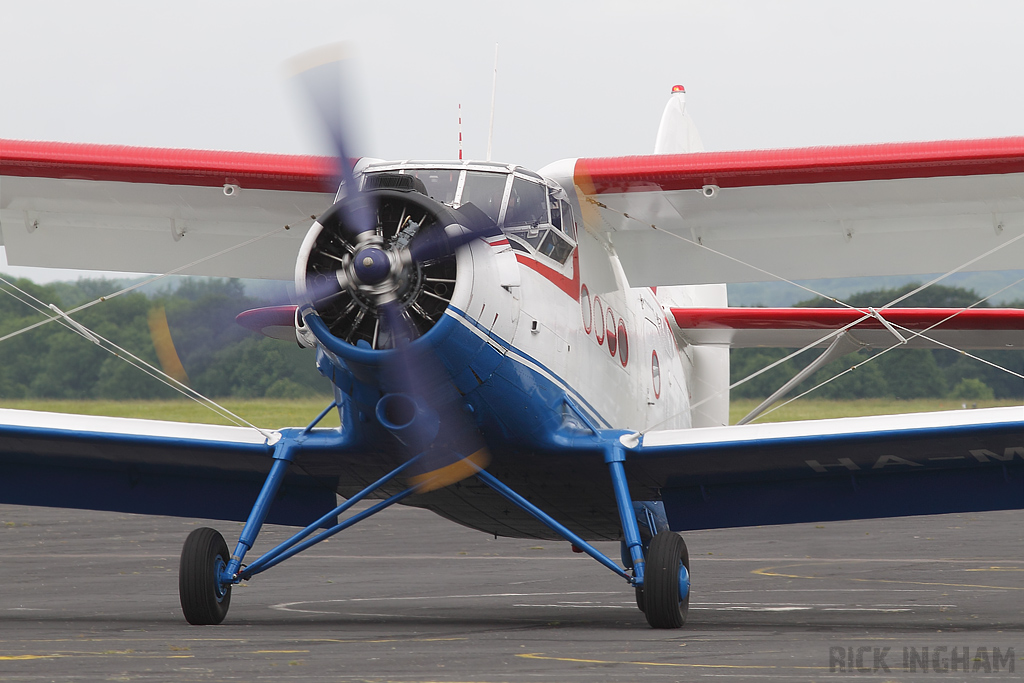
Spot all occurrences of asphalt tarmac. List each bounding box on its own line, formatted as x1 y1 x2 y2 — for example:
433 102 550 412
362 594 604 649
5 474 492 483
1 501 1022 682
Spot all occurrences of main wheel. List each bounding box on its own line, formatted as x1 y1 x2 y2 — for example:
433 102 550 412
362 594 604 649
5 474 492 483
179 527 232 625
642 531 689 629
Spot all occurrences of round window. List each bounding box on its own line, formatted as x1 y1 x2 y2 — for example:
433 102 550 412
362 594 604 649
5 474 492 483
580 285 592 334
593 296 605 344
651 350 660 398
617 320 629 367
606 310 617 356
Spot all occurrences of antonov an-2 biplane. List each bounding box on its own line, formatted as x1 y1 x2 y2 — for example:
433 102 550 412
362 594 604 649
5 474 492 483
1 71 1023 629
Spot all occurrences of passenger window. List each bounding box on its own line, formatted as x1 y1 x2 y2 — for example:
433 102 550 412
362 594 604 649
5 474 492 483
460 171 507 224
504 177 547 228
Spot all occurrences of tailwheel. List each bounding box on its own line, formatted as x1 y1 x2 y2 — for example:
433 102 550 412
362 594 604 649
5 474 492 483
642 531 689 629
179 527 232 625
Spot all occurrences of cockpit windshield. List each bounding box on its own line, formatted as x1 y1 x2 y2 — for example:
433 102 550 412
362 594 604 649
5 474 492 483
407 168 460 204
360 164 576 265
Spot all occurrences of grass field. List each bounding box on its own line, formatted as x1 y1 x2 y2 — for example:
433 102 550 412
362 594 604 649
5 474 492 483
0 396 1019 428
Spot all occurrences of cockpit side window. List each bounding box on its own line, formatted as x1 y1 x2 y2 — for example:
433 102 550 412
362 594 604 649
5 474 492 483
560 199 576 240
408 169 461 204
549 190 562 232
459 171 507 225
504 177 547 228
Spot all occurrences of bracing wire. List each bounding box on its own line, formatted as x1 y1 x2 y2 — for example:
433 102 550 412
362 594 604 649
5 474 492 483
0 223 294 347
583 197 1024 432
0 219 311 439
0 275 274 439
753 273 1024 422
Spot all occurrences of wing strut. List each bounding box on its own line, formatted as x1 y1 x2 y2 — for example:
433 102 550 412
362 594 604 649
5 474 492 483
737 332 867 425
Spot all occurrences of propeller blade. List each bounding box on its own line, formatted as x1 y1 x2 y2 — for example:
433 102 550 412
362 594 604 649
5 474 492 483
376 300 490 492
407 202 500 263
289 43 375 239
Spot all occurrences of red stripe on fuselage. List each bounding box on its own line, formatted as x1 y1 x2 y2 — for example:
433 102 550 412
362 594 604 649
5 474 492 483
0 139 336 192
515 249 580 301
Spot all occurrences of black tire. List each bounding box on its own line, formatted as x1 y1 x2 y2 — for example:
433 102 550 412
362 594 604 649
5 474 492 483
643 531 689 629
635 585 646 612
179 527 232 625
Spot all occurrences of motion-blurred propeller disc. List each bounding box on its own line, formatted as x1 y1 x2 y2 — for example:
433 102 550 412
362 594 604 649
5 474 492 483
291 44 493 493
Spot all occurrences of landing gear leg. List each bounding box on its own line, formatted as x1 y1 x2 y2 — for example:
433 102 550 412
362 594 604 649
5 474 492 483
177 438 298 625
605 442 690 628
473 436 692 630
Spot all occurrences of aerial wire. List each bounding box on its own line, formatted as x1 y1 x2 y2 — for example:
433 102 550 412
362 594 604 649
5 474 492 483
486 44 498 161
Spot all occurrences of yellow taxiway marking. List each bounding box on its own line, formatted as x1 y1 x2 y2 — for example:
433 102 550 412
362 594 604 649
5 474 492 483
517 653 822 670
753 564 1024 590
309 637 467 644
0 652 193 660
254 650 310 654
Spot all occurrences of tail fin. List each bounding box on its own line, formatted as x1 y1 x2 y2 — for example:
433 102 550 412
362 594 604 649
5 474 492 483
657 284 729 428
654 85 704 154
652 87 725 426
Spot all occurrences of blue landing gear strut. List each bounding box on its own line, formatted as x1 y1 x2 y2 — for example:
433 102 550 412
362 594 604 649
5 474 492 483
475 438 689 629
177 422 689 628
177 398 426 625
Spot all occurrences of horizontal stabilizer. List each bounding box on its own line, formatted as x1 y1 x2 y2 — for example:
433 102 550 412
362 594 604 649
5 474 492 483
671 307 1024 349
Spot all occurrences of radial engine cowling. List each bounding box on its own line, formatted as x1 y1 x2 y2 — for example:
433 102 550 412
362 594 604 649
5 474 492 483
295 178 478 352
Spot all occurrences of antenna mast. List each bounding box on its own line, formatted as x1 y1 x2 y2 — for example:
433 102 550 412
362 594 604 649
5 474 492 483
458 103 463 160
486 43 498 161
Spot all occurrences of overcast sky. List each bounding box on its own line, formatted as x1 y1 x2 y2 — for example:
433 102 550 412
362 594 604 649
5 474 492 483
4 0 1024 281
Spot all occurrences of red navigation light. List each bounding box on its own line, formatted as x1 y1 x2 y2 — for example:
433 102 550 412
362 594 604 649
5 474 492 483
671 84 685 93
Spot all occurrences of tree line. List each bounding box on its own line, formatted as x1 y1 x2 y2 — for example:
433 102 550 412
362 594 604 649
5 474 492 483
0 277 331 400
0 276 1019 401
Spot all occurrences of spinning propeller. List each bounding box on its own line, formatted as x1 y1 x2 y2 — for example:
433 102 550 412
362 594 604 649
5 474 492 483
290 45 494 491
